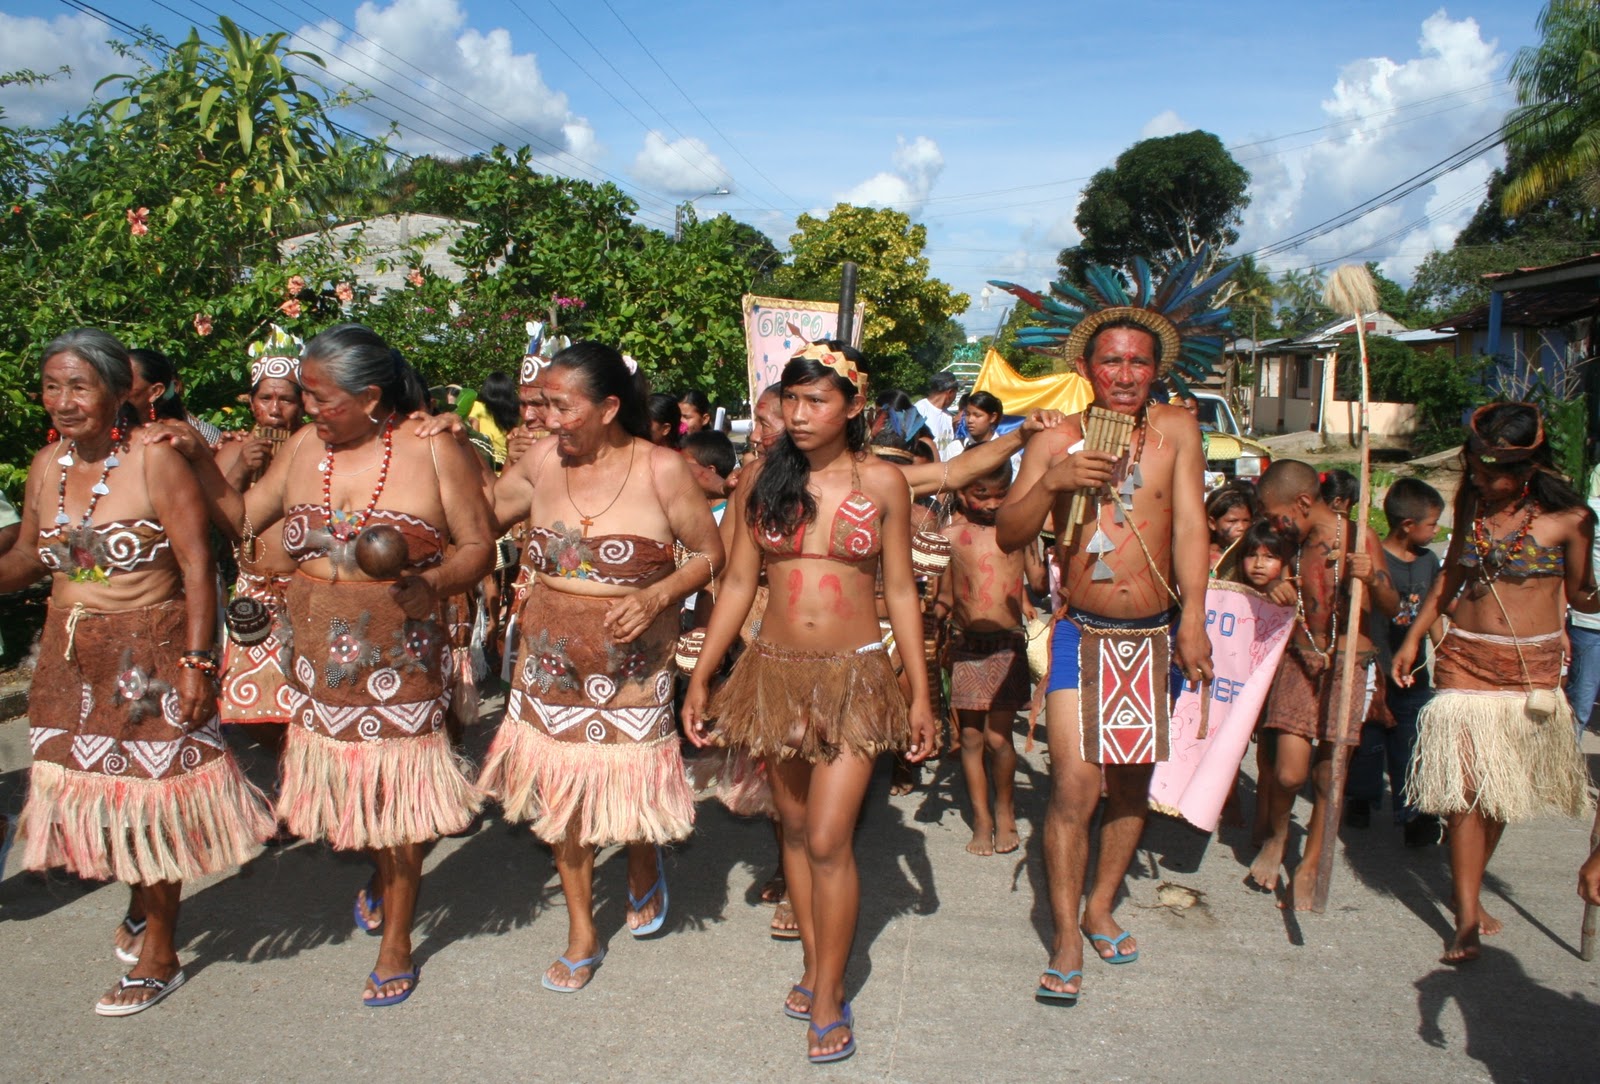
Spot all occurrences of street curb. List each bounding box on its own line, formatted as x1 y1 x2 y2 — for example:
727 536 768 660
0 681 27 723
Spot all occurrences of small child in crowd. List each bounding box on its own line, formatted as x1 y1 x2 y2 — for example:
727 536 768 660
1348 477 1446 847
1320 468 1359 517
1207 482 1258 572
1235 518 1293 596
934 462 1046 856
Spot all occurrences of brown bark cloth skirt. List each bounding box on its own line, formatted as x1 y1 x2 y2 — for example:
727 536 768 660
1263 645 1373 746
479 582 694 846
22 599 274 885
220 568 295 726
278 574 482 849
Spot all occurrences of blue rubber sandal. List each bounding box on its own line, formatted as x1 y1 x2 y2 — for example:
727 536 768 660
540 949 606 993
627 847 668 939
1035 968 1082 1004
1087 931 1139 964
783 984 813 1021
353 877 383 936
364 969 418 1007
807 1003 855 1064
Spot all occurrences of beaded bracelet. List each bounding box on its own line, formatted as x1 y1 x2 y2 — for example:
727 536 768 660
180 651 219 675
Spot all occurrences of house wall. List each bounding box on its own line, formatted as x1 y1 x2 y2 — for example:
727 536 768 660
1250 352 1416 437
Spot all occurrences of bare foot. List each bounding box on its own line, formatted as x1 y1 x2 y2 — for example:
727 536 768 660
994 821 1021 855
1246 837 1284 892
758 870 786 904
966 828 995 856
1278 864 1317 911
1442 924 1482 964
890 757 917 796
1479 910 1503 937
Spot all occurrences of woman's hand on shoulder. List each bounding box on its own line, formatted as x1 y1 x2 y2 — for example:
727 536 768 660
408 411 468 441
140 419 209 462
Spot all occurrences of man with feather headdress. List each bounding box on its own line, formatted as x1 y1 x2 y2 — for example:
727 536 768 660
994 252 1231 1001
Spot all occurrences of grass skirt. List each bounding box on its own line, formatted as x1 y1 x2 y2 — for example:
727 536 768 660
1406 629 1587 822
279 574 482 848
478 583 693 846
23 599 273 884
710 639 909 763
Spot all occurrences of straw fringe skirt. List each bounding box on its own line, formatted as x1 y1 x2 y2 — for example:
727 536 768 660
22 599 274 885
710 639 909 763
1405 628 1588 822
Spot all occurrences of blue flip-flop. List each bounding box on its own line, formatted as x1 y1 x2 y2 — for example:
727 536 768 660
1035 968 1082 1004
627 847 668 939
783 984 813 1021
364 968 419 1007
541 949 606 993
807 1002 855 1064
1087 931 1139 964
353 877 383 936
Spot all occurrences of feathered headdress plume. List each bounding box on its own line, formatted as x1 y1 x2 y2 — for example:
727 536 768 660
989 247 1237 398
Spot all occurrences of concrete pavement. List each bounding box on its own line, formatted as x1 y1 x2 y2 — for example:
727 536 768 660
2 703 1597 1083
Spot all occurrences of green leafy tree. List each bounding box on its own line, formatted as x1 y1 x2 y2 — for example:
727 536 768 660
774 203 969 389
1329 334 1486 452
1058 130 1249 281
1502 0 1600 216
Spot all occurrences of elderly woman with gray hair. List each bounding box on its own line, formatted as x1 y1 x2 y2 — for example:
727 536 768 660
158 323 495 1007
0 328 274 1017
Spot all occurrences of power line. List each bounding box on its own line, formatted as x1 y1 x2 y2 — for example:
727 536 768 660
276 0 681 214
501 0 734 203
593 0 802 209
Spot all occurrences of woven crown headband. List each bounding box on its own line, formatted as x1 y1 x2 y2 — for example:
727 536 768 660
794 340 865 393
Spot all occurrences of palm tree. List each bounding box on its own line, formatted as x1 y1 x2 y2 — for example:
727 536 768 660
1503 1 1600 216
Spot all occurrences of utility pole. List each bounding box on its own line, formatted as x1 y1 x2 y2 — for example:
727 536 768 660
674 187 730 242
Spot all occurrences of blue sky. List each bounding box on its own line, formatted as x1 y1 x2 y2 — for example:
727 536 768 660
0 1 1553 329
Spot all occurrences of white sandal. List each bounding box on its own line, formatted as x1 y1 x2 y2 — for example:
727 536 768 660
94 969 187 1017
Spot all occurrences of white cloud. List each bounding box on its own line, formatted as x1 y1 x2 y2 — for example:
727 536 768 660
0 11 124 127
1238 11 1509 282
1140 110 1191 139
630 130 732 196
838 135 946 215
291 0 598 164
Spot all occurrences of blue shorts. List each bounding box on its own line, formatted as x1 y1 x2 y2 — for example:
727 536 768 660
1047 608 1184 701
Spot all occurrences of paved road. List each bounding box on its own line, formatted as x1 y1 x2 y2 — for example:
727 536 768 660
2 704 1597 1083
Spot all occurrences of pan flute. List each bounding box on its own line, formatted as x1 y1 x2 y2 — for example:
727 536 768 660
1064 406 1137 546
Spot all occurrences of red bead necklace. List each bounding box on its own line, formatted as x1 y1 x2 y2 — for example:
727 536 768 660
1469 499 1536 583
320 414 395 543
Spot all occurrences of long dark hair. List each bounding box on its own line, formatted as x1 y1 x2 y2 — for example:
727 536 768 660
548 341 650 439
747 341 868 537
477 371 519 432
303 323 426 414
1458 402 1586 524
647 392 683 448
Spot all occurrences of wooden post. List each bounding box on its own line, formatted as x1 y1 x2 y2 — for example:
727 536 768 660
1312 272 1378 914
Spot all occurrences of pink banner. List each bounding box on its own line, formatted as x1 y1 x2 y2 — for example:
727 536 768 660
742 295 865 407
1149 581 1295 832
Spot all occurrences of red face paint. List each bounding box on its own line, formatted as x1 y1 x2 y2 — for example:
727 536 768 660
786 568 805 612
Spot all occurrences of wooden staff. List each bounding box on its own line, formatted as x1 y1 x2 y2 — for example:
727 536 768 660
1064 406 1136 548
1311 265 1379 914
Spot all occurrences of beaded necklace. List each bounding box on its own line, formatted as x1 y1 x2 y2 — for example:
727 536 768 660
1293 517 1345 665
1469 499 1536 584
53 439 123 583
317 415 395 568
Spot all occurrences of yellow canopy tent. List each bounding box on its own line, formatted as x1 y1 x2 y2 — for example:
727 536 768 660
971 347 1093 417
